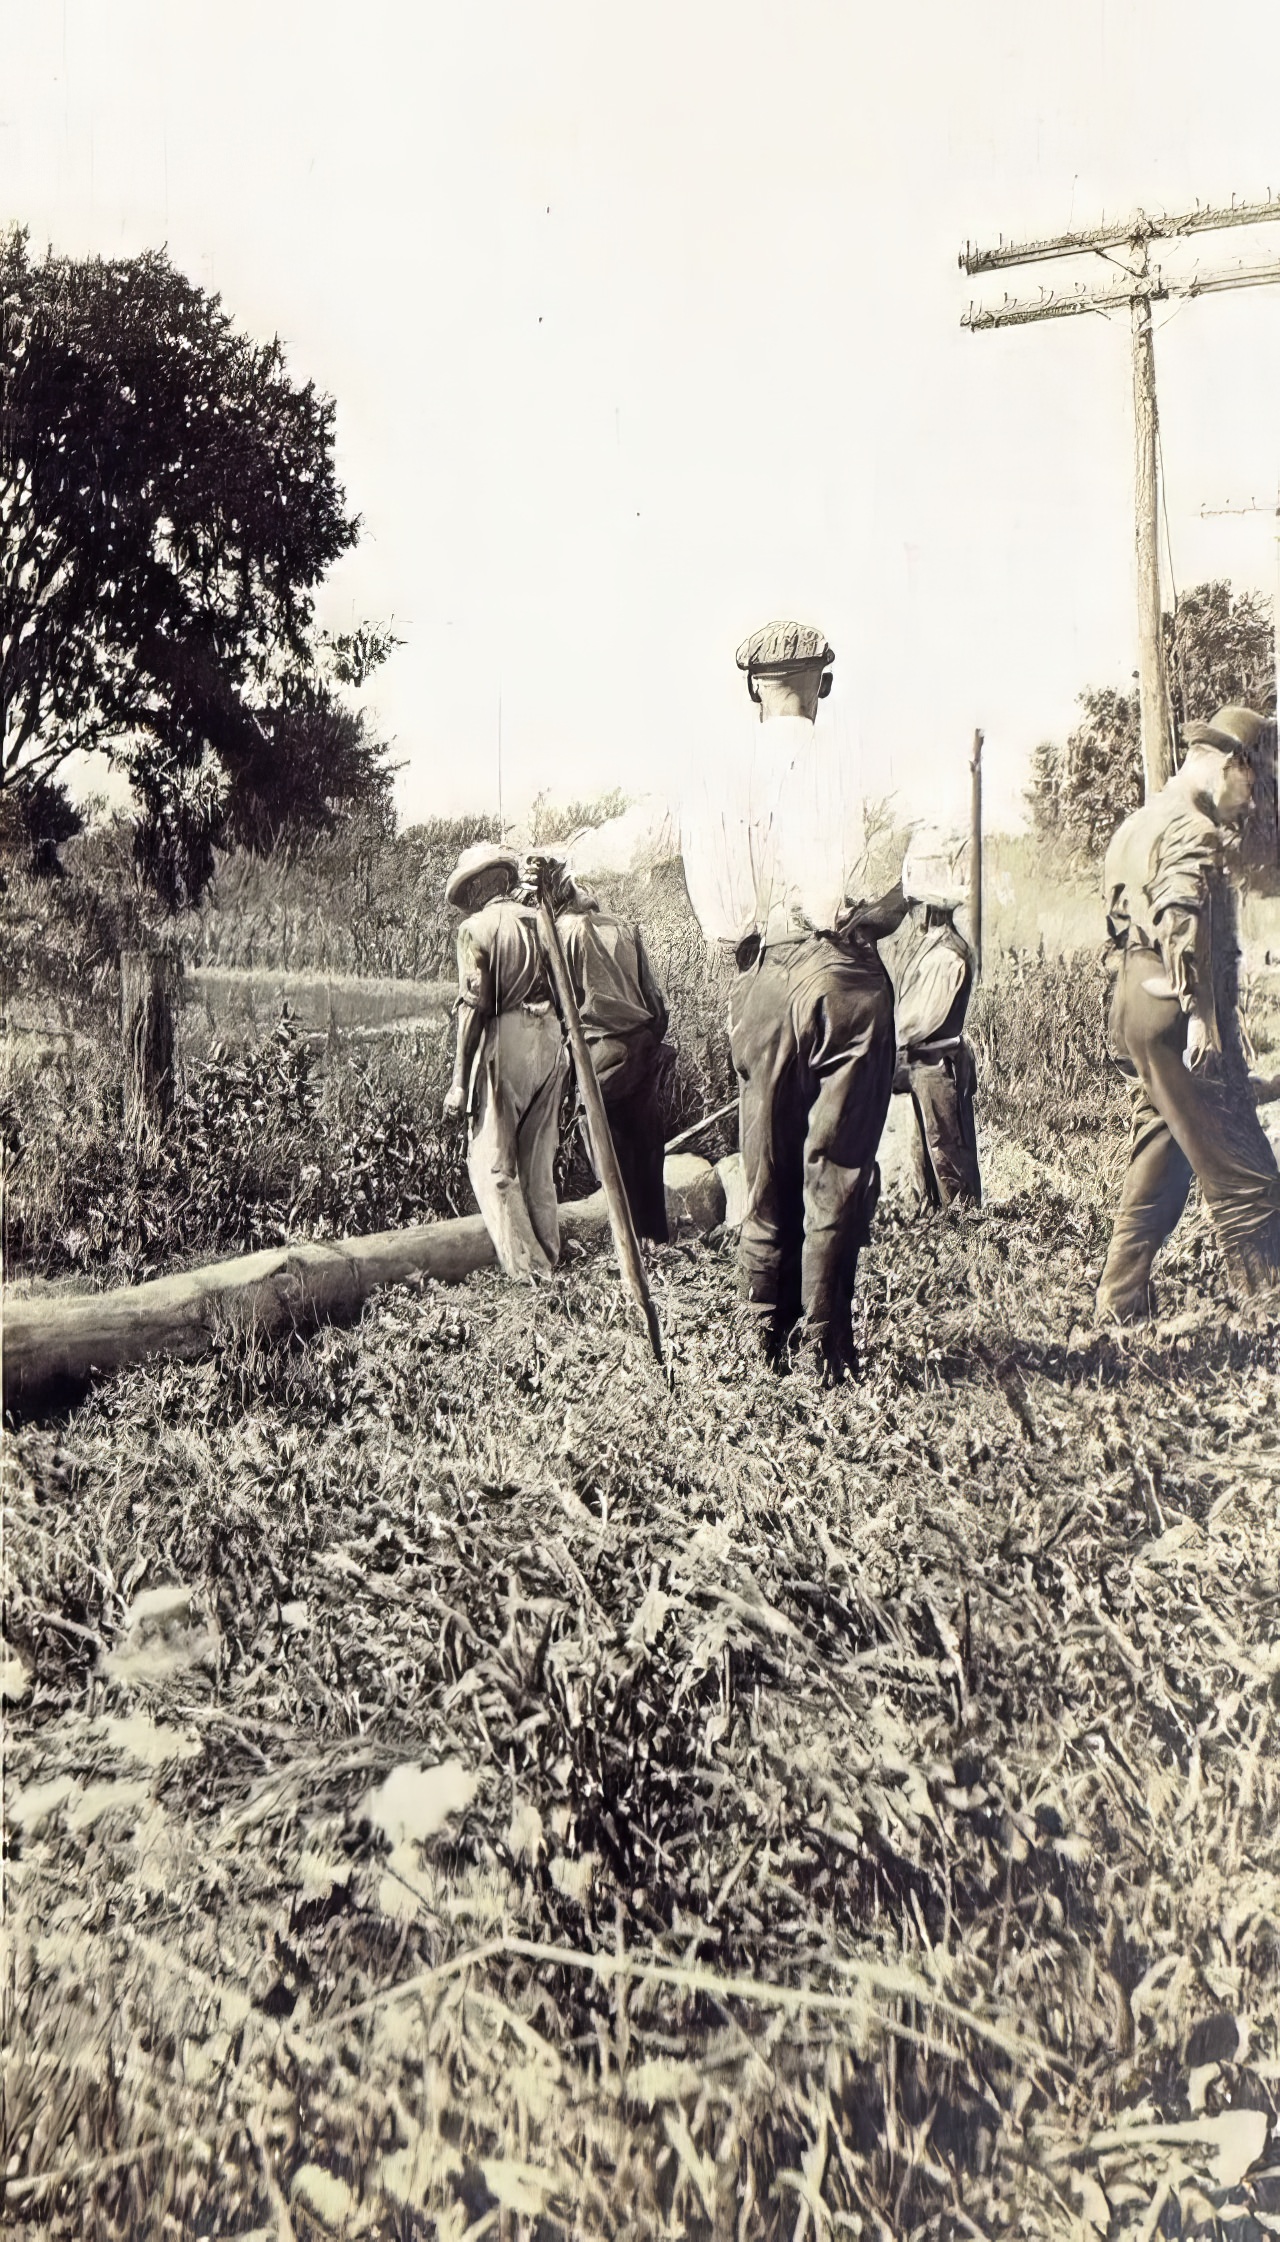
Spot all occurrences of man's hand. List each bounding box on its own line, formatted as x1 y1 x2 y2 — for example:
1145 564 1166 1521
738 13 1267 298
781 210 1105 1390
442 1084 467 1123
1184 1011 1220 1073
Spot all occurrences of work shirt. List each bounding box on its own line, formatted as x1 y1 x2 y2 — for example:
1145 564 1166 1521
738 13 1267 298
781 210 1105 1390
556 907 667 1039
881 910 973 1051
680 715 869 948
1103 782 1231 1028
455 898 551 1020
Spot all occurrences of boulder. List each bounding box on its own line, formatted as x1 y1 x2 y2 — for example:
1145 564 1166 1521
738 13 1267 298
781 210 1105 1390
663 1153 725 1236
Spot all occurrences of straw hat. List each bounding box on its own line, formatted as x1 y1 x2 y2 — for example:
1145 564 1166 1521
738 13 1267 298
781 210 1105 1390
444 842 519 910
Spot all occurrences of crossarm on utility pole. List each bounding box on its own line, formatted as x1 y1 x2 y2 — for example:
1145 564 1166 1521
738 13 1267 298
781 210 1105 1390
534 885 664 1364
960 193 1280 275
962 256 1280 331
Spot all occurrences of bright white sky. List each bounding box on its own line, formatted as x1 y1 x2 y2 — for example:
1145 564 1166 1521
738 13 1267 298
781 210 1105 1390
5 0 1280 835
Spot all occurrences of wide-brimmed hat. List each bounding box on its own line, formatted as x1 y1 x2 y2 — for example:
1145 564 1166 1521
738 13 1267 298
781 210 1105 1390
1181 718 1252 758
735 620 834 675
445 842 519 910
1209 704 1268 755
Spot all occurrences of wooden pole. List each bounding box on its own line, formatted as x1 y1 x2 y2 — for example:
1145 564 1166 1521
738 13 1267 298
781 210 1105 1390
969 728 984 976
120 946 180 1146
534 890 663 1364
1130 291 1174 796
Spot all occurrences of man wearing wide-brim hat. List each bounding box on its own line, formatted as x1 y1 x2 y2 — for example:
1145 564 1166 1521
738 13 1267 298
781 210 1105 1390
1095 704 1280 1320
881 825 982 1210
443 841 569 1280
680 620 909 1380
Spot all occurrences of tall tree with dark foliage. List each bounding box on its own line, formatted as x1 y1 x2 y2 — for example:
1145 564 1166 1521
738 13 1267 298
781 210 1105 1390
1 227 393 901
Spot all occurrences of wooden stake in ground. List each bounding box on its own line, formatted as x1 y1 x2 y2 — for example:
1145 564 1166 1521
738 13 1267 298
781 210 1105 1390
120 945 181 1148
969 727 984 975
531 870 664 1365
961 194 1280 798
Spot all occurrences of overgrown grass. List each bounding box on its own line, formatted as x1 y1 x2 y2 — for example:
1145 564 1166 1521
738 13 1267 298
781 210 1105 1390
6 1147 1280 2238
8 805 1280 2235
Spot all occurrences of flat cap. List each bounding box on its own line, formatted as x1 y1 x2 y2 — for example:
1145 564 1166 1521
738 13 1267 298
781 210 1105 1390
735 620 834 674
445 841 519 910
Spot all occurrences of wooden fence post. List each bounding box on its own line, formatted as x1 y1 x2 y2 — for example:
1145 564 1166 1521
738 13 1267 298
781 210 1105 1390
121 946 181 1146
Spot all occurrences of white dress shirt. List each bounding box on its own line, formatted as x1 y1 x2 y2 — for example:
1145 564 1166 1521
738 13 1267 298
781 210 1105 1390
680 714 867 947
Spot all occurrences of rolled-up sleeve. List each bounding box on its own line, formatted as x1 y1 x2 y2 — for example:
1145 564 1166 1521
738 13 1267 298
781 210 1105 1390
1148 809 1219 920
455 923 493 1017
1149 811 1221 1006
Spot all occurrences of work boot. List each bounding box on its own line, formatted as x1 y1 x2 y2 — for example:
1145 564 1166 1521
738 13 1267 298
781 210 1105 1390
784 1318 855 1388
1094 1279 1156 1326
1224 1228 1280 1302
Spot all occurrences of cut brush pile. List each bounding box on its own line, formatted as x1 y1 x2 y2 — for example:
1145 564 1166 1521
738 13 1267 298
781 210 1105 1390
6 1108 1280 2236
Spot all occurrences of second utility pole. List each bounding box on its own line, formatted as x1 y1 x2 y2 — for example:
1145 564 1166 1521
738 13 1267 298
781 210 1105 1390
1128 227 1168 794
961 195 1280 798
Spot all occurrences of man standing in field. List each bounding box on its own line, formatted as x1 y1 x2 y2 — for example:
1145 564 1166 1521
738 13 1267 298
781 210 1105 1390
443 842 569 1281
682 621 906 1381
1095 705 1280 1321
881 828 981 1209
532 857 672 1243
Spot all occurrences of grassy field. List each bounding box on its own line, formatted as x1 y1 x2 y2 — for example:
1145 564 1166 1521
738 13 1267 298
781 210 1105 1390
6 824 1280 2238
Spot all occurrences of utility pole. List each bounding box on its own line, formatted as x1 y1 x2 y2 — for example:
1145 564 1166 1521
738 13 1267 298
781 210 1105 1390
960 195 1280 799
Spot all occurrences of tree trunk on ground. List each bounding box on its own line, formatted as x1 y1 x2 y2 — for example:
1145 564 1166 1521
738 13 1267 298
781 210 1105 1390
3 1195 612 1419
121 946 180 1144
2 1156 727 1420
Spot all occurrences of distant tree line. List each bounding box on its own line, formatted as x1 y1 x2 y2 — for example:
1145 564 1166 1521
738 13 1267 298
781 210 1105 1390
1028 581 1276 863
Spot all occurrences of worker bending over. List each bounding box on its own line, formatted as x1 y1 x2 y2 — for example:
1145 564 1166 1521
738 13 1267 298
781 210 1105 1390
443 842 568 1280
529 856 673 1243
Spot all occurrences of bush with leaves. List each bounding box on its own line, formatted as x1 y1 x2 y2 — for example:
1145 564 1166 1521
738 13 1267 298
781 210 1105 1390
1029 580 1276 864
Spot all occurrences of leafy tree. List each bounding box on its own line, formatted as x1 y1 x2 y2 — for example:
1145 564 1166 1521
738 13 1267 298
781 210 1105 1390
221 692 397 854
0 771 83 876
1029 581 1275 863
1 229 393 900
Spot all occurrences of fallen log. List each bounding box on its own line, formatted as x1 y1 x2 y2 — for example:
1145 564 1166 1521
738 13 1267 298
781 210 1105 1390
2 1157 726 1421
3 1195 607 1421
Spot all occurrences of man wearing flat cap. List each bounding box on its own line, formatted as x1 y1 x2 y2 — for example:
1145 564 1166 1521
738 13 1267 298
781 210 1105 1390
681 621 908 1380
443 841 569 1281
1095 704 1280 1320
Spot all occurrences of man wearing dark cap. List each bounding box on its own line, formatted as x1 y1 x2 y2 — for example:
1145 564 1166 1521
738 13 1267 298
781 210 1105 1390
443 842 568 1280
528 857 673 1243
1096 706 1280 1320
683 621 907 1380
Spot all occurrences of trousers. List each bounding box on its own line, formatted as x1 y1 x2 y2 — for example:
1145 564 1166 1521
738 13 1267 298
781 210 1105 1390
1096 947 1280 1318
579 1024 671 1244
728 934 896 1346
467 1009 569 1279
902 1041 981 1208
